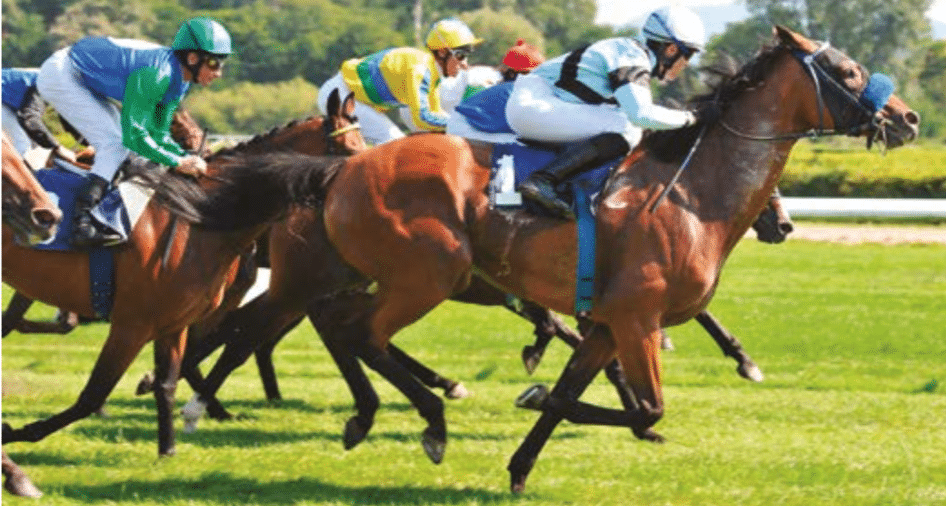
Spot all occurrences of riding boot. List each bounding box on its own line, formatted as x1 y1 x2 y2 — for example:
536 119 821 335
71 174 122 248
517 133 630 220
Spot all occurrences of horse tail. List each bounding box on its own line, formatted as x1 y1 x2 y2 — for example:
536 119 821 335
142 153 345 231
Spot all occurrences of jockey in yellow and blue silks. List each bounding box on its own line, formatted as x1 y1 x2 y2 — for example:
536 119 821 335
37 17 231 247
318 18 482 145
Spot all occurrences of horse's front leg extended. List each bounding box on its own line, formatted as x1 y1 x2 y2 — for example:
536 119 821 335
153 328 187 456
508 324 615 494
611 321 665 436
694 311 764 382
3 324 153 450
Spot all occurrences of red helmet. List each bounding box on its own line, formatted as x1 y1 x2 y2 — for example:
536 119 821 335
502 39 544 72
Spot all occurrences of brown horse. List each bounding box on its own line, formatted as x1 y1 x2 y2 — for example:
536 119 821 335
1 134 62 245
0 91 365 457
171 26 918 489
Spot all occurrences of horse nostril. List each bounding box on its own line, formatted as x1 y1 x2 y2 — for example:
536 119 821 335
905 110 920 126
34 208 63 228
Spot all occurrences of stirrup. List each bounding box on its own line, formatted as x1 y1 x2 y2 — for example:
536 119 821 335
519 180 575 220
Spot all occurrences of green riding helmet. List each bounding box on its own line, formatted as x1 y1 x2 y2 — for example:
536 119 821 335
172 17 232 56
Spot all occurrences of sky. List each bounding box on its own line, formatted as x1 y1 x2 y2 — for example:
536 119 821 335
594 0 946 40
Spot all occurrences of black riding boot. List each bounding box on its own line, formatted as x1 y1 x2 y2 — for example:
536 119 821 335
517 133 630 220
71 174 122 248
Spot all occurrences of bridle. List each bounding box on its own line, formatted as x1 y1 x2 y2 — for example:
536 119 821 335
650 41 894 213
323 116 361 156
718 41 894 145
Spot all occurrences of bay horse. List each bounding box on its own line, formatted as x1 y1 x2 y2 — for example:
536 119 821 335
1 134 62 245
171 26 918 490
0 91 364 457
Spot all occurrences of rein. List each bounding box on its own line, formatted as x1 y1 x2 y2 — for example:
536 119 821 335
717 41 885 143
324 119 361 155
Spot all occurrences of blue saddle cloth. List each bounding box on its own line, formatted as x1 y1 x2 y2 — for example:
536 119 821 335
33 163 131 252
31 162 129 319
490 141 616 206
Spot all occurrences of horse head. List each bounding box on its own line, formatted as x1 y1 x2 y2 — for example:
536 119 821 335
324 89 367 155
1 134 62 245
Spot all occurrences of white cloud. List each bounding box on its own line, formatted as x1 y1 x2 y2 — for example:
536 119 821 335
929 0 946 24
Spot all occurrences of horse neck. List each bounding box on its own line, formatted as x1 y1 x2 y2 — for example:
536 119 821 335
208 118 329 161
683 55 811 252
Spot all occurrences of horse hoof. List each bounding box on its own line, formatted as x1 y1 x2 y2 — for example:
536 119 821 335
445 383 470 400
343 416 370 450
660 335 675 351
738 362 764 383
421 427 446 464
633 428 666 443
521 346 543 375
135 371 155 395
515 384 549 411
509 473 528 494
4 475 43 498
159 447 176 458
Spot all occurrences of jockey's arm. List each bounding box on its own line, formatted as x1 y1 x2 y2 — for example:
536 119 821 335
15 86 61 150
151 100 187 157
613 74 696 131
404 64 449 132
120 67 184 167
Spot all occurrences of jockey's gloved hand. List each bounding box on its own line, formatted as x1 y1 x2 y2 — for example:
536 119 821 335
693 101 723 125
175 155 207 177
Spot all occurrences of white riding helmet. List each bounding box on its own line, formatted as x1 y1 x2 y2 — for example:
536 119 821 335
642 5 706 53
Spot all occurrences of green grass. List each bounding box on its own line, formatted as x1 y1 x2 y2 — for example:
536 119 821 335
3 239 945 505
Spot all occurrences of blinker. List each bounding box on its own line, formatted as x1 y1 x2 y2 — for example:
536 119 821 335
860 73 894 113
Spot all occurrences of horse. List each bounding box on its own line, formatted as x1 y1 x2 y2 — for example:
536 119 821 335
166 26 918 490
3 108 210 337
0 91 365 457
1 134 62 245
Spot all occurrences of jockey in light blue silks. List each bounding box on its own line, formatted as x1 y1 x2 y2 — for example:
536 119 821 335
506 6 709 219
37 17 231 247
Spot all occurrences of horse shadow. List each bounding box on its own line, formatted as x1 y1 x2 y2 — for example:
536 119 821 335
61 473 514 504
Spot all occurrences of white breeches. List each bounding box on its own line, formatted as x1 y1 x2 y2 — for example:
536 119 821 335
318 73 404 146
505 73 642 146
2 105 32 155
38 47 128 182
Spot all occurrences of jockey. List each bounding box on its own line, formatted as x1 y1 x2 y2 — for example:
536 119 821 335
318 18 482 145
2 68 78 161
508 6 709 219
445 39 546 142
37 17 231 247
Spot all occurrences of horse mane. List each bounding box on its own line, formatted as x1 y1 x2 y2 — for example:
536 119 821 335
208 116 323 161
640 41 787 163
126 152 345 230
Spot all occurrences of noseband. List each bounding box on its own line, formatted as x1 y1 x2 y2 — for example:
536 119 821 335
323 118 361 156
719 41 894 144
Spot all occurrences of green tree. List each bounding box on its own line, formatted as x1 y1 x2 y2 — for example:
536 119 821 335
185 76 318 133
1 0 54 66
458 8 545 66
49 0 160 47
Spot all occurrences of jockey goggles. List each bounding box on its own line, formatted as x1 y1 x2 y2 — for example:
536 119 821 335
450 45 473 62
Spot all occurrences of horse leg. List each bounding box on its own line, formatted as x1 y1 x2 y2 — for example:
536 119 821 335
183 293 304 432
387 344 469 399
507 324 616 493
253 314 304 402
152 328 187 456
515 300 584 375
2 291 35 337
609 318 667 439
2 450 42 498
694 311 764 382
3 324 154 451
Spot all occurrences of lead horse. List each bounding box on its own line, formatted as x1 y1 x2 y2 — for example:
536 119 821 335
172 27 918 491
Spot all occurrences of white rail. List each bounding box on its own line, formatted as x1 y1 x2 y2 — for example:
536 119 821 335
782 197 946 218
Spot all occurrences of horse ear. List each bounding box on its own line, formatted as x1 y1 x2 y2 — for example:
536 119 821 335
343 92 356 118
327 88 341 118
774 25 811 51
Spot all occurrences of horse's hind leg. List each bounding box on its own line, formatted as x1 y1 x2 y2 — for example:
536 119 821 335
694 311 764 382
3 324 155 451
387 344 469 399
515 300 584 374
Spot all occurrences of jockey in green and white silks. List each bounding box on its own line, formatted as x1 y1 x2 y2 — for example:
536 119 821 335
508 6 708 220
36 17 231 247
318 18 482 145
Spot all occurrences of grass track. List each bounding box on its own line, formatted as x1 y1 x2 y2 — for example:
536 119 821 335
2 238 945 505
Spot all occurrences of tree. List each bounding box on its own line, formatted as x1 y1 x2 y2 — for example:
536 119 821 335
1 0 55 66
459 8 545 66
49 0 160 48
